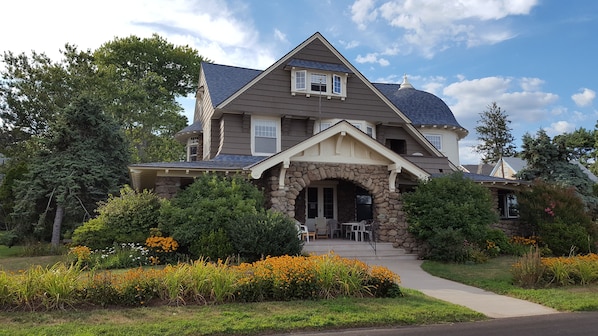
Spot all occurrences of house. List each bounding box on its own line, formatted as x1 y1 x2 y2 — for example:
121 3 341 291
129 32 522 251
490 157 527 180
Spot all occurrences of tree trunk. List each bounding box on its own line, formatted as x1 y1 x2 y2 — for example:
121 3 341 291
51 205 64 248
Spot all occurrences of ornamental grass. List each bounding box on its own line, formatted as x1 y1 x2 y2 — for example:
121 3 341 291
512 249 598 287
0 253 400 311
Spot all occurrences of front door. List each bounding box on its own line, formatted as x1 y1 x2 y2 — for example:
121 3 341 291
305 184 337 230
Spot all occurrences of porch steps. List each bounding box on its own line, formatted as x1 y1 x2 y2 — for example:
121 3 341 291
302 239 418 260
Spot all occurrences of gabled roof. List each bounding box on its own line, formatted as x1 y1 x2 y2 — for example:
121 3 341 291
248 120 430 185
462 163 494 175
502 157 527 172
490 156 527 177
174 120 203 143
201 63 261 107
215 33 411 123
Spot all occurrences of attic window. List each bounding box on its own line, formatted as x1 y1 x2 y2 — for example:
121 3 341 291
311 73 327 92
295 70 306 91
291 69 347 99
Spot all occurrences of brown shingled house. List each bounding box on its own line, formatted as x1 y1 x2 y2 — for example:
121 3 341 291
129 32 523 250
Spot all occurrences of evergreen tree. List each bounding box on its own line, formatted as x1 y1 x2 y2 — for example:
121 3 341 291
518 129 598 213
474 102 516 164
12 96 128 247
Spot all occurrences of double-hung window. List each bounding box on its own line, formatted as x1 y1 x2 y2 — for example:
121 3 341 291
252 117 280 156
310 73 327 92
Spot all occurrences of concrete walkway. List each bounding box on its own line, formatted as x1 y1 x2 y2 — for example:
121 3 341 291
303 240 559 318
360 257 559 319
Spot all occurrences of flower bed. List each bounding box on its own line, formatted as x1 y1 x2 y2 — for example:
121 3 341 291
512 249 598 287
0 253 401 311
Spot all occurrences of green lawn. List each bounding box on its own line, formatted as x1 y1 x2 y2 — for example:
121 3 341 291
0 290 485 335
422 256 598 311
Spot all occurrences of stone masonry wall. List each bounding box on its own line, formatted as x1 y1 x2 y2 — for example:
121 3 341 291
264 162 419 252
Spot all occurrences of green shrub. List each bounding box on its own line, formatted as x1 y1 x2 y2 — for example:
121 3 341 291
159 174 264 255
189 229 234 261
72 186 163 249
403 172 499 262
517 181 596 256
539 219 592 256
485 228 510 256
227 211 303 262
71 217 113 250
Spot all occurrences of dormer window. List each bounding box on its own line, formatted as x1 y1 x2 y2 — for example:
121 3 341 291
295 70 306 91
333 75 342 94
311 73 327 92
291 69 347 99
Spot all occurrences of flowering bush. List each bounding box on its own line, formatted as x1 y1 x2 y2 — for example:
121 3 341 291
145 236 180 265
145 236 178 253
68 245 92 266
92 243 150 269
0 254 401 311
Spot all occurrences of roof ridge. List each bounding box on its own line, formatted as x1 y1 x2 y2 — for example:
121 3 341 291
203 62 263 73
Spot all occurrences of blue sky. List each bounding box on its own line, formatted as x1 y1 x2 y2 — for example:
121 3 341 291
2 0 598 164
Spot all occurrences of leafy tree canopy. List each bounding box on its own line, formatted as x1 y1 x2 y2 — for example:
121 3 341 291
0 34 209 163
474 102 517 164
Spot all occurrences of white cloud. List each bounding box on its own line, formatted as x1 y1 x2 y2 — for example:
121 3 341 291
274 29 288 43
572 88 596 107
355 53 390 66
352 0 538 58
339 40 360 49
545 121 575 137
520 77 545 91
0 0 276 70
351 0 378 30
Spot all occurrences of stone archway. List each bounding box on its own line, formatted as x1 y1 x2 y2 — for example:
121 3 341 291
264 161 418 251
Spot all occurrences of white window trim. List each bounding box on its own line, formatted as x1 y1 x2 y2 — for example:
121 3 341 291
294 70 306 91
332 74 342 95
291 69 347 99
424 133 442 151
251 116 281 156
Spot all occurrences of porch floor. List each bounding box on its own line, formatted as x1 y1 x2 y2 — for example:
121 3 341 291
301 238 418 260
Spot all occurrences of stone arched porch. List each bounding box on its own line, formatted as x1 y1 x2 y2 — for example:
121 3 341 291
261 161 419 252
